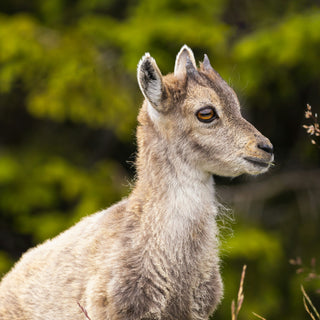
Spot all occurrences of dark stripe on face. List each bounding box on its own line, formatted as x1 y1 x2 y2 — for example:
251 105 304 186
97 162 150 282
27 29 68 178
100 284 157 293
190 139 212 157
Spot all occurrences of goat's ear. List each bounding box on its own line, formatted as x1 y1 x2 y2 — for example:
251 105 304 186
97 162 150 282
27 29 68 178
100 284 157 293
137 53 165 111
174 45 197 79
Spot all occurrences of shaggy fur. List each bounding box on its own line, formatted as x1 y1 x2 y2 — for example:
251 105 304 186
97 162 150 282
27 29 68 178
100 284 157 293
0 45 273 320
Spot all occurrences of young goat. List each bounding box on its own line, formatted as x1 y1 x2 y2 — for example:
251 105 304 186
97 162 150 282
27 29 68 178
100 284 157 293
0 45 273 320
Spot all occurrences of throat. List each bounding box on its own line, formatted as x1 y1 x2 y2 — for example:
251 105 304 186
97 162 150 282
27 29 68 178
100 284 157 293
130 165 218 260
133 122 217 230
133 158 217 224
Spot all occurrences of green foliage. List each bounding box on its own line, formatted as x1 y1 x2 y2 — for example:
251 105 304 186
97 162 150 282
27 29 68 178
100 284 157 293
225 227 282 267
233 10 320 95
217 225 284 319
0 152 127 242
0 14 137 139
0 250 13 276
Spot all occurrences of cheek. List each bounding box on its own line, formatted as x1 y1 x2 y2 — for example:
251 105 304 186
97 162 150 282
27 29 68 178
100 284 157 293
177 124 242 166
211 127 244 156
190 127 232 157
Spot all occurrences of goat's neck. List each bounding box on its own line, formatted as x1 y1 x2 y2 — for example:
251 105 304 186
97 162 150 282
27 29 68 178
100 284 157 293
131 123 217 238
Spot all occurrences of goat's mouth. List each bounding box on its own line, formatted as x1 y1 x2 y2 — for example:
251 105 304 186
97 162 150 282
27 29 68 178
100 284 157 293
243 156 271 168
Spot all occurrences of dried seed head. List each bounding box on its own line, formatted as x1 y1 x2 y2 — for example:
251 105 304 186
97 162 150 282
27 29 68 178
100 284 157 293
305 110 312 119
307 125 315 135
303 104 320 146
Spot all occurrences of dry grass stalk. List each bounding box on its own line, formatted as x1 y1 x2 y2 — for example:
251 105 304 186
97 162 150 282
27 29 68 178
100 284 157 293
77 302 92 320
301 285 320 320
231 265 247 320
303 104 320 146
252 311 267 320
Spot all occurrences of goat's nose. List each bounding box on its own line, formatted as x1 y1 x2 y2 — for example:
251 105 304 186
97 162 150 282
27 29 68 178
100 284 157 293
257 142 274 154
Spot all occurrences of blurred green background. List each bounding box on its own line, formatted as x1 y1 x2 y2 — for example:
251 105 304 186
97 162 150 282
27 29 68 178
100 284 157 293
0 0 319 319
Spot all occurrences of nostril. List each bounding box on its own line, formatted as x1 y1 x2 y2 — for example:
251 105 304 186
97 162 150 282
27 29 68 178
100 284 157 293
257 142 274 154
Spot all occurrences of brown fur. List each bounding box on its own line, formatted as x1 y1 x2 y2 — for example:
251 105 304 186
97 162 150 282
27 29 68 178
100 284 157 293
0 45 273 320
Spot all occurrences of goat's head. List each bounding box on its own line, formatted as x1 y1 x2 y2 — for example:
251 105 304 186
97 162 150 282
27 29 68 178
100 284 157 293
137 45 274 177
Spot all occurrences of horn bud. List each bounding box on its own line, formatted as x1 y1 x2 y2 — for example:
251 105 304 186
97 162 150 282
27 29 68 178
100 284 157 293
203 54 214 72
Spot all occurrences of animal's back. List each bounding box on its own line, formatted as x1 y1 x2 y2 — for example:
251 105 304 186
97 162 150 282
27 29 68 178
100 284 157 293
0 199 128 320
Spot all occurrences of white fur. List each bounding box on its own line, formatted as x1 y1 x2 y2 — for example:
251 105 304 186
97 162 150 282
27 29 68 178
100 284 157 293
147 101 160 122
174 44 197 78
137 53 162 107
146 78 162 106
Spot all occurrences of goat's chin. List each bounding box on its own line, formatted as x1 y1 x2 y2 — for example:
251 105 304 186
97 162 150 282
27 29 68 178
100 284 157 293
242 162 271 176
242 157 272 175
208 166 247 178
245 166 270 176
208 160 271 178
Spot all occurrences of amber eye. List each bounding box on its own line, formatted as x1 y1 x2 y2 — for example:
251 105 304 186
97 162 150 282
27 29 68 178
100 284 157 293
196 106 218 123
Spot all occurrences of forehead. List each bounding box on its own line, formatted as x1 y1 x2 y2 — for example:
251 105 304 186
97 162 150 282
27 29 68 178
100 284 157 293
187 71 240 112
163 70 240 115
186 85 221 111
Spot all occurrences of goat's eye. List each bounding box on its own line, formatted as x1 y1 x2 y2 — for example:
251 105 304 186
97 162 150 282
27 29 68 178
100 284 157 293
196 107 218 123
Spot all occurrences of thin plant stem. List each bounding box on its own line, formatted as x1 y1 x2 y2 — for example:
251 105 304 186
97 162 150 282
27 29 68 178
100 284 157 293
301 285 320 320
231 265 247 320
252 312 267 320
